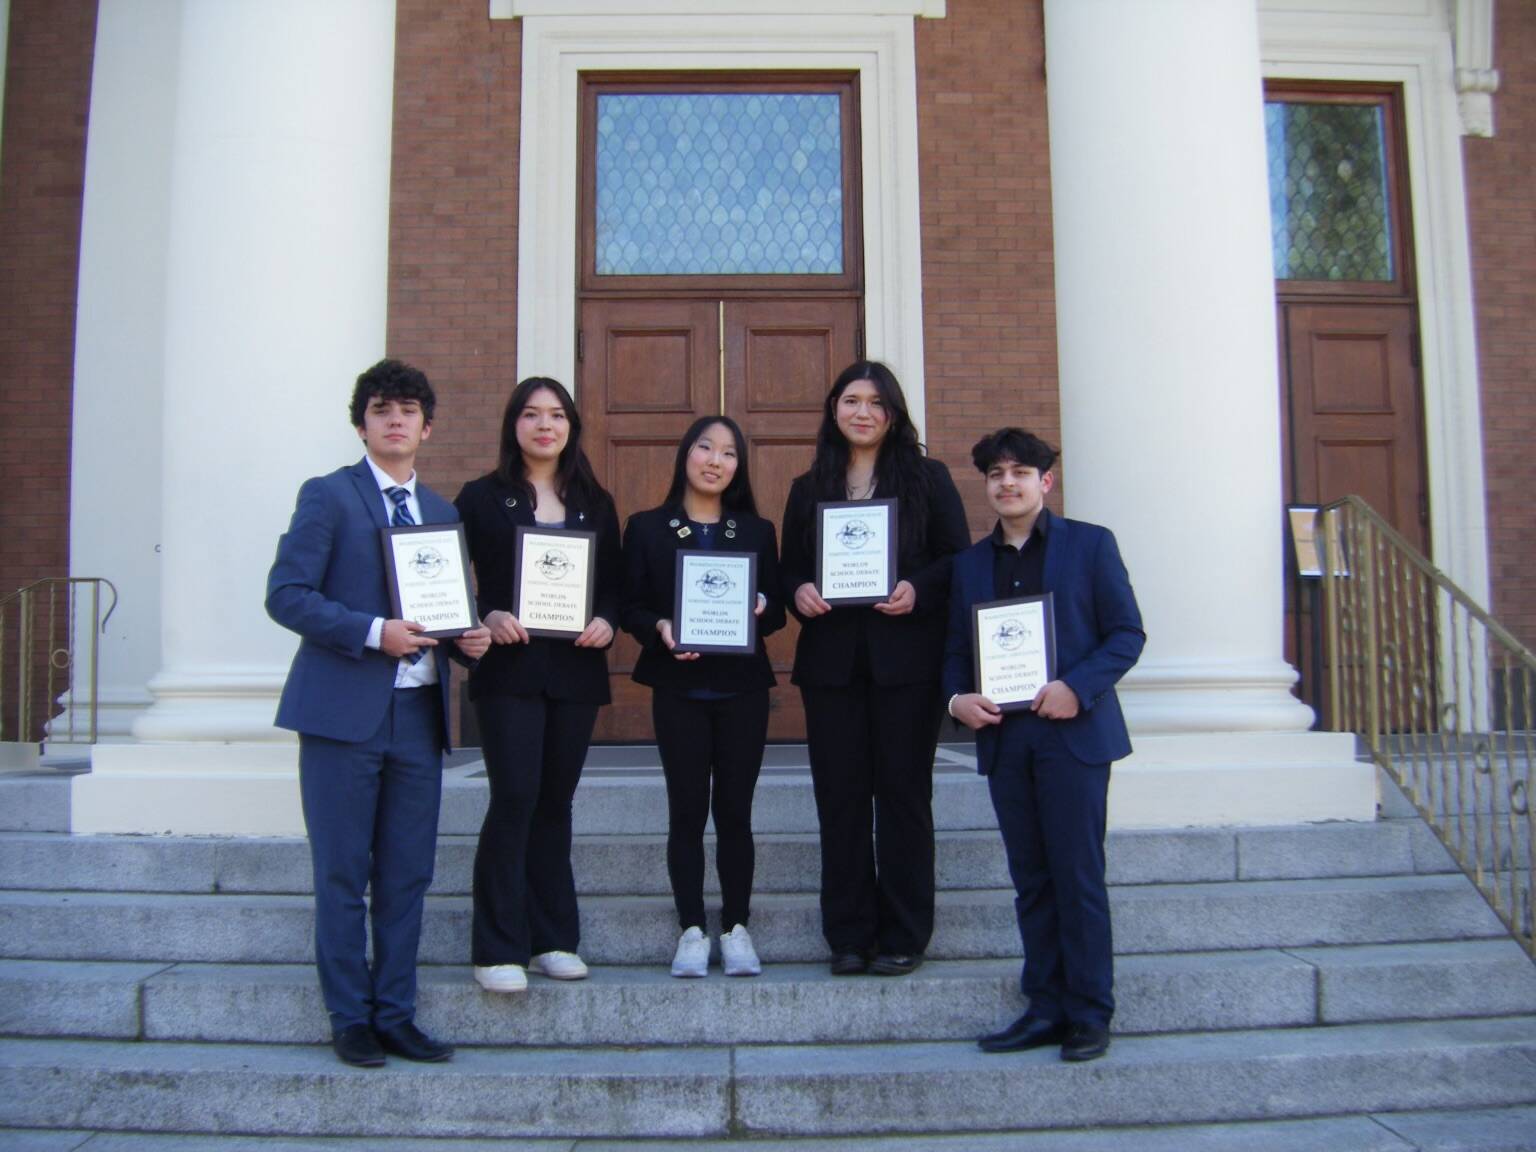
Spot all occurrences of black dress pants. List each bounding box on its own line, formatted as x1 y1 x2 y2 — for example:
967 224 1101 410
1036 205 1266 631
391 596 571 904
652 687 771 931
471 693 597 965
987 718 1114 1030
801 678 942 956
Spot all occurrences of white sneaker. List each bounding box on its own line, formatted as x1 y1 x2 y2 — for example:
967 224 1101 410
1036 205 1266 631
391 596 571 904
671 925 710 978
529 951 589 981
473 964 527 993
720 923 762 977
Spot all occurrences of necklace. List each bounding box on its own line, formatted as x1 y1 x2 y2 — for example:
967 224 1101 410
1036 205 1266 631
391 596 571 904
846 476 876 500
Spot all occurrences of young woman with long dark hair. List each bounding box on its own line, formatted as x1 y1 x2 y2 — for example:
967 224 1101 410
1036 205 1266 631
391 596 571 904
780 361 969 977
620 416 786 977
454 377 622 993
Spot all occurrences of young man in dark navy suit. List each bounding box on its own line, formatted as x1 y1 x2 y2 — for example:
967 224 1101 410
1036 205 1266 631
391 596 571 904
942 428 1145 1062
266 359 490 1067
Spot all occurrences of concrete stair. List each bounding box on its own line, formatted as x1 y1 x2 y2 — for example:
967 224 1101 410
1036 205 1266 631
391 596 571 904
3 752 1536 1148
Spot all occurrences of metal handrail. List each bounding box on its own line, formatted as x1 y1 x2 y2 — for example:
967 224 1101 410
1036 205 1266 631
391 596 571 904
1319 497 1534 962
0 577 118 747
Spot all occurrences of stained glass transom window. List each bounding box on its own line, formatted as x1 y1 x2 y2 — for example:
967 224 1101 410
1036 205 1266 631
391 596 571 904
595 92 844 276
1265 101 1393 282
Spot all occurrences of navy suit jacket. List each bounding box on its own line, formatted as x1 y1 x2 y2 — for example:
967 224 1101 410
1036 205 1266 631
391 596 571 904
266 458 458 748
942 508 1145 772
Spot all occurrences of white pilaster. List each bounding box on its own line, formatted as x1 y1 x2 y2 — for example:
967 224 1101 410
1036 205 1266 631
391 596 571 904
74 0 398 834
0 0 10 174
63 0 180 748
1044 0 1373 821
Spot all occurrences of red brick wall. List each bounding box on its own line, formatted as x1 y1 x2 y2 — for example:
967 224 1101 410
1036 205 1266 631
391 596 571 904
0 0 96 739
387 2 522 741
916 0 1059 534
1466 0 1536 649
386 1 521 505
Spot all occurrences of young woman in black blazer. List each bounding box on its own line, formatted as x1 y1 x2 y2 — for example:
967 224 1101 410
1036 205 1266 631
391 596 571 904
454 377 622 994
621 416 786 978
781 360 970 977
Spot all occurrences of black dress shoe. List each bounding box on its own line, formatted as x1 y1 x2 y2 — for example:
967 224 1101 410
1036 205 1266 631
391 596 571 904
375 1021 454 1063
1060 1023 1111 1062
332 1023 385 1067
977 1013 1067 1053
868 953 923 976
829 950 870 976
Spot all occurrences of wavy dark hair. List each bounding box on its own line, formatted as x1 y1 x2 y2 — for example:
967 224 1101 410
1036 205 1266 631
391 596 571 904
662 416 758 517
806 360 931 549
349 359 435 426
494 377 607 515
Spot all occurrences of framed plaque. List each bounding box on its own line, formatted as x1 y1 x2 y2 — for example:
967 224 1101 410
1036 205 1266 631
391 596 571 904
672 551 757 655
972 593 1057 713
815 498 897 605
381 524 478 638
513 526 596 638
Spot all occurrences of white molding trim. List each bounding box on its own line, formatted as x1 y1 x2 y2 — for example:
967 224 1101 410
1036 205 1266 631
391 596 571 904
512 12 930 435
1453 0 1498 137
495 2 944 17
1260 0 1492 614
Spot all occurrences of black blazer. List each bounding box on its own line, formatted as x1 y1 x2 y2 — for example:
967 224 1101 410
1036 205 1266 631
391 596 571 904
455 471 622 704
620 504 786 693
781 456 970 688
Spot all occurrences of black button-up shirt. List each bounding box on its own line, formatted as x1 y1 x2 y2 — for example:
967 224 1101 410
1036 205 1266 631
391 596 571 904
990 515 1048 602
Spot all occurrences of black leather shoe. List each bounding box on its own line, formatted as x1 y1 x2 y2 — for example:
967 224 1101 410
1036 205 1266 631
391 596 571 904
869 953 923 976
977 1013 1067 1053
1061 1023 1111 1062
829 950 870 976
375 1021 454 1063
332 1023 385 1067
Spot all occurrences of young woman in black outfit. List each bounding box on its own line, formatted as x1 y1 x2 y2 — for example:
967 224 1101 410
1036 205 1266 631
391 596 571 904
454 377 622 993
781 360 970 977
621 416 786 977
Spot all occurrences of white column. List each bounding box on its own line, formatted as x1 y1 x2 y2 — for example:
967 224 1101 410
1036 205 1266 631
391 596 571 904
62 0 180 748
1044 0 1372 825
75 0 398 834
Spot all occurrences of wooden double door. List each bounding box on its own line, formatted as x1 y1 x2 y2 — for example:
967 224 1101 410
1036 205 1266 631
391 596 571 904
579 296 861 741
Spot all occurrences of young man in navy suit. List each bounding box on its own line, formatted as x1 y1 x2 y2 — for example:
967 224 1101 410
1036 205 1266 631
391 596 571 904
942 428 1145 1062
267 359 490 1067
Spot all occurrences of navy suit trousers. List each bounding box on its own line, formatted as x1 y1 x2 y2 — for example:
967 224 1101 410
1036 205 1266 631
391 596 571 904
299 686 443 1033
987 715 1114 1031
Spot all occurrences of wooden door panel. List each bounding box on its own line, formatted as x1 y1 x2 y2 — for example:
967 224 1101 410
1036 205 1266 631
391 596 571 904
582 300 717 742
1286 304 1422 548
725 300 857 740
1315 437 1400 525
1282 301 1424 723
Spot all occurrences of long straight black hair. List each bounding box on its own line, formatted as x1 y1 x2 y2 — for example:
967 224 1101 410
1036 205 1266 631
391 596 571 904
494 377 607 514
806 360 931 549
662 415 759 517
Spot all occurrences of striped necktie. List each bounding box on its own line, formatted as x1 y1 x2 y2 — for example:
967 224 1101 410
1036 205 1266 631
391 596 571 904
384 486 424 663
385 486 415 526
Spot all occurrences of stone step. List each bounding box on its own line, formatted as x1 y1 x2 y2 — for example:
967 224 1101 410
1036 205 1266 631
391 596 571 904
7 1105 1536 1152
0 771 72 833
3 1017 1535 1138
5 940 1533 1047
0 875 1508 967
0 819 1452 897
441 763 999 837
